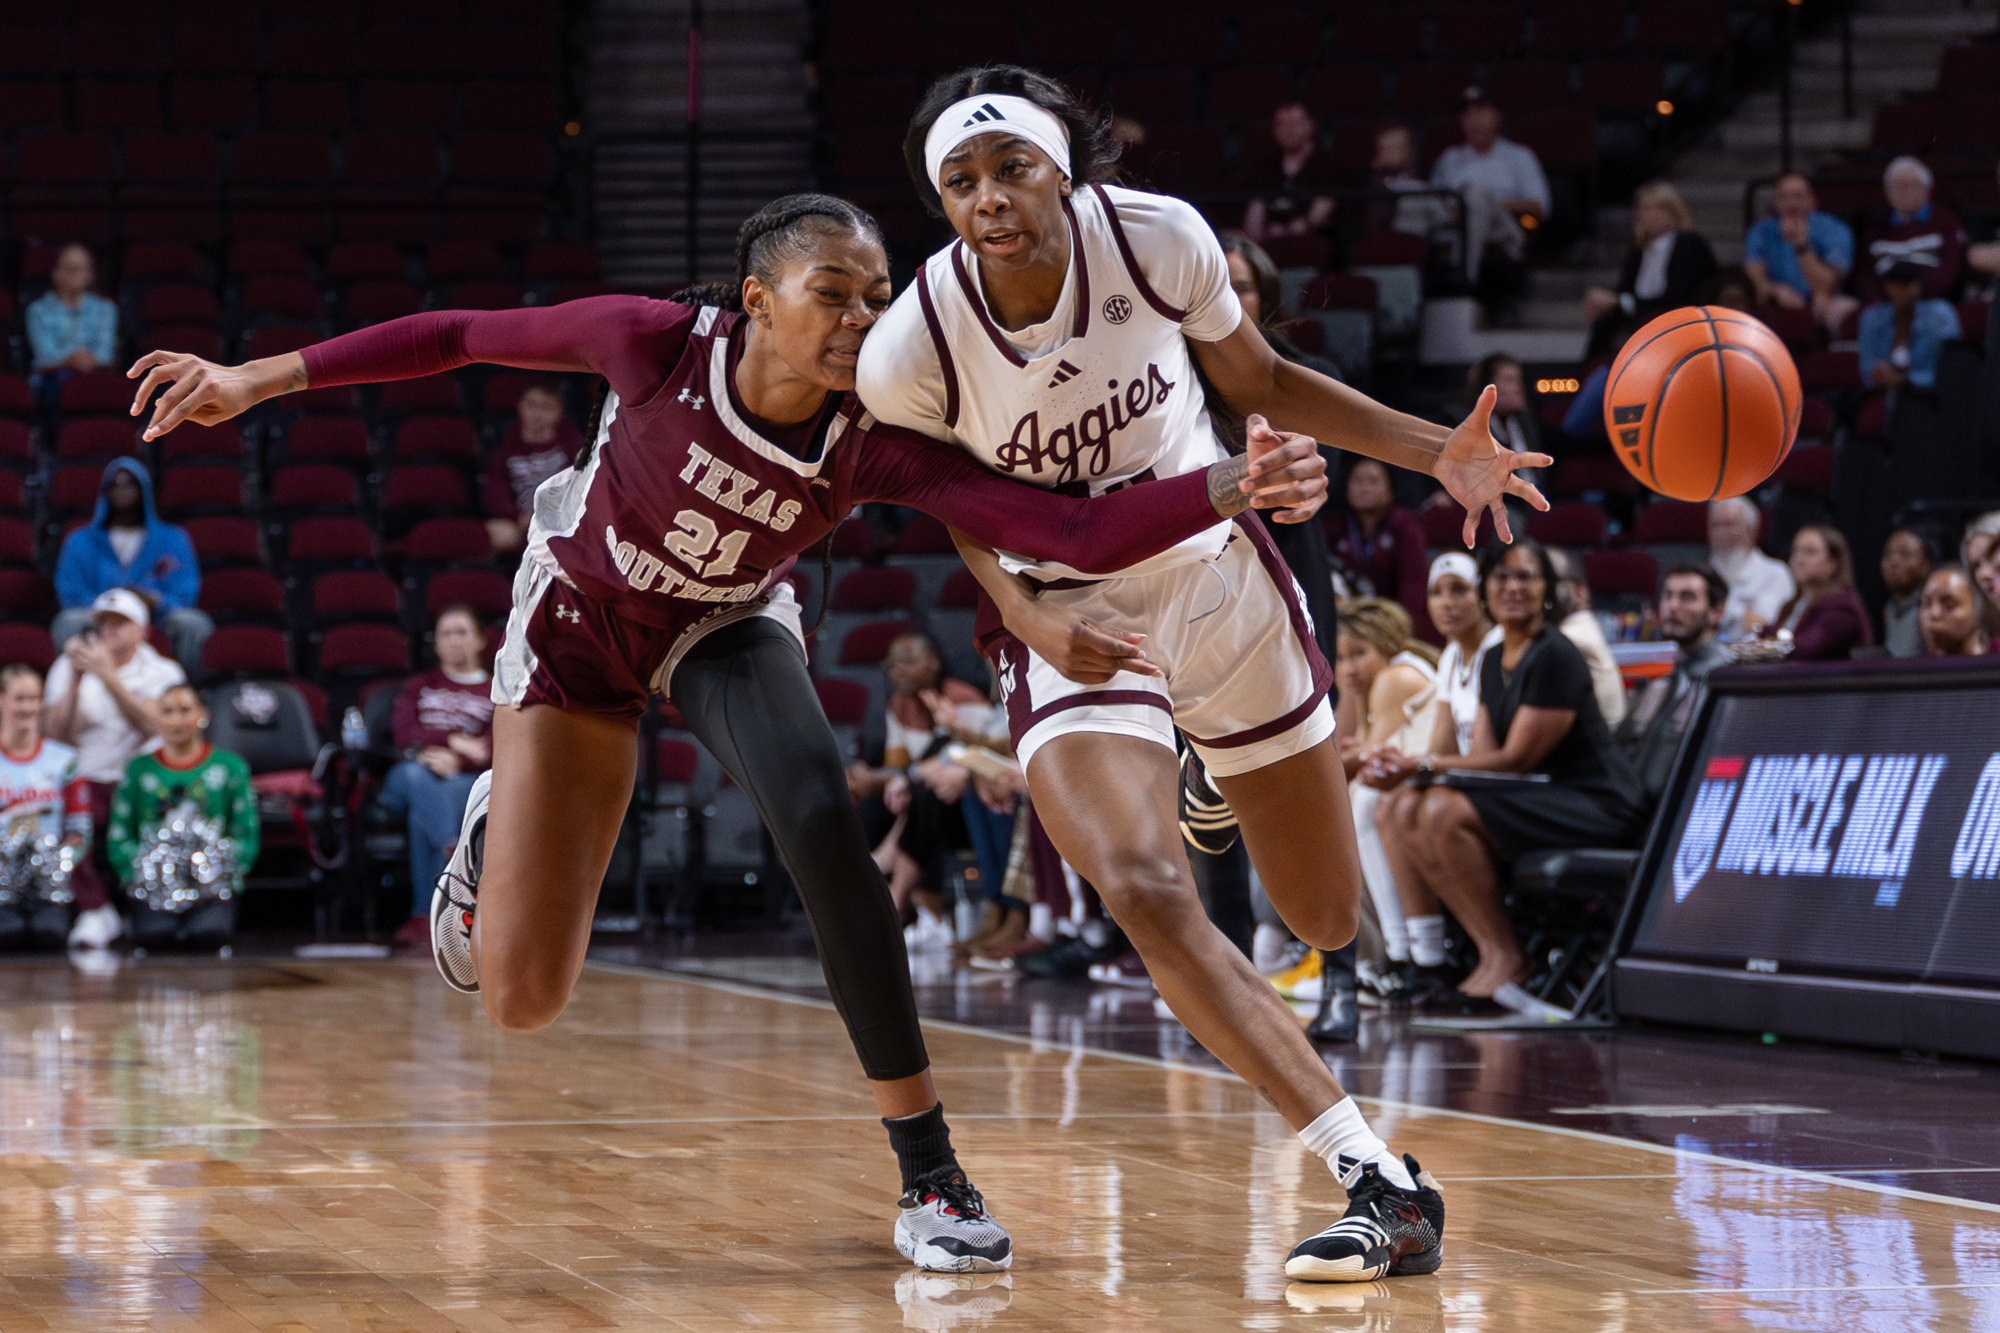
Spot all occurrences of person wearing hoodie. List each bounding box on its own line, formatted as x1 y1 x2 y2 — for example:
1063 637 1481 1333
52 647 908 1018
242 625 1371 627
52 459 211 669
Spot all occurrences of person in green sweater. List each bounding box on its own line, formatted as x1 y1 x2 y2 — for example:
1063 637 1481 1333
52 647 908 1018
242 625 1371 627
108 684 258 941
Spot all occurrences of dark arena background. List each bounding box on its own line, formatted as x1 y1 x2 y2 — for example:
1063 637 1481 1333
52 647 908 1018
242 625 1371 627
1 0 1999 1329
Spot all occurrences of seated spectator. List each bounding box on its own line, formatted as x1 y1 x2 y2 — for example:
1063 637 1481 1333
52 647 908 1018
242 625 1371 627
1918 565 1991 657
1333 599 1439 978
1366 122 1441 237
106 684 258 944
1431 88 1550 326
1708 497 1794 640
1857 157 1965 306
1859 259 1961 394
42 588 186 949
53 460 211 669
1744 171 1857 334
483 379 582 556
1583 182 1717 352
377 605 494 948
26 243 118 407
1546 548 1626 727
0 665 103 943
1327 458 1433 640
1975 535 2000 639
1710 264 1758 313
1218 233 1341 380
846 633 988 950
1878 527 1937 657
1441 354 1540 525
1362 540 1643 1015
1766 523 1872 660
1617 563 1730 802
1240 101 1335 261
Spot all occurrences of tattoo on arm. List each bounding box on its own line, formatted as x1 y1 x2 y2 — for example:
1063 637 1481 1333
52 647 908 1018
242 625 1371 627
1208 456 1253 517
286 359 308 392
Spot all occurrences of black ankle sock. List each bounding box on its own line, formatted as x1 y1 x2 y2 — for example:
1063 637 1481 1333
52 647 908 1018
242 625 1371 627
883 1101 958 1193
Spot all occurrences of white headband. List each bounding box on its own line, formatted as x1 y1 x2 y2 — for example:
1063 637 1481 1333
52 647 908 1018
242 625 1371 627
923 94 1072 191
1428 552 1479 591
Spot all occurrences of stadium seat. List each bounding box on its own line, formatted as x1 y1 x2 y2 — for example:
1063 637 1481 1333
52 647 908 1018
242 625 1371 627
391 417 480 462
1418 503 1496 549
172 75 256 127
378 375 463 415
380 465 474 531
439 282 523 311
270 464 362 517
459 80 558 128
480 370 540 414
1758 303 1816 353
356 79 455 126
1550 453 1638 499
424 567 513 620
342 279 425 326
326 241 407 282
0 425 25 472
1527 502 1610 548
1581 549 1658 599
451 132 554 184
78 79 161 128
404 517 493 565
241 273 324 323
468 24 558 73
1798 351 1861 393
363 25 463 74
837 618 917 668
1870 100 1943 153
264 78 351 129
343 131 443 191
1484 60 1572 110
233 131 334 186
283 417 373 465
1335 12 1423 57
184 515 264 567
57 419 139 461
58 372 135 415
286 516 378 566
1208 65 1298 119
1528 2 1626 55
264 29 359 76
426 239 506 282
158 466 248 518
1351 230 1429 266
1396 64 1477 115
141 283 221 327
318 622 412 675
1512 105 1596 170
890 514 957 557
311 570 402 623
0 379 28 419
169 23 259 72
0 81 63 130
0 477 25 517
1633 0 1730 54
1434 7 1526 57
148 331 225 371
1237 11 1325 60
1578 58 1665 111
523 240 600 283
830 566 917 613
1774 445 1834 496
0 518 31 565
47 467 108 523
1102 70 1198 124
202 625 293 679
1306 68 1390 119
197 568 288 623
1630 500 1708 544
0 625 57 672
935 567 981 610
242 326 322 362
0 571 57 623
159 421 246 464
227 239 309 277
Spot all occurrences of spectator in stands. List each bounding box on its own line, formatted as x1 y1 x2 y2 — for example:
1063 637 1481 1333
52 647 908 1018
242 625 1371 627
1878 527 1937 657
482 379 581 556
42 588 186 949
1859 258 1961 394
1858 157 1965 306
106 684 257 945
0 665 102 947
1767 523 1872 660
1546 548 1626 727
1710 265 1757 313
1362 540 1642 1014
1240 101 1335 260
1618 563 1729 802
1327 458 1433 641
377 605 494 949
1918 565 1991 657
1583 182 1716 355
1708 496 1794 640
1445 354 1539 515
1968 511 2000 641
26 244 118 408
52 460 210 669
1431 88 1550 327
1744 171 1857 334
1366 123 1440 238
1218 233 1341 380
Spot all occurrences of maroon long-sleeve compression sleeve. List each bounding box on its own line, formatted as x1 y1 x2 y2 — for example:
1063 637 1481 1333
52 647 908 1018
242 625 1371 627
849 427 1228 576
298 296 695 406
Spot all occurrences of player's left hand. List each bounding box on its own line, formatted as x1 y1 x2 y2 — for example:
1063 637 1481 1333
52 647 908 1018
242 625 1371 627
1242 414 1328 523
1433 384 1552 547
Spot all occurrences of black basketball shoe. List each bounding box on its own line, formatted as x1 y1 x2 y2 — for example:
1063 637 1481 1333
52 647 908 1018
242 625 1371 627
1285 1155 1444 1282
1178 749 1239 854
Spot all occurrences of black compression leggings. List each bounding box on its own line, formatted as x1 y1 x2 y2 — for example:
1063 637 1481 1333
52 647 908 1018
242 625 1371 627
668 616 930 1082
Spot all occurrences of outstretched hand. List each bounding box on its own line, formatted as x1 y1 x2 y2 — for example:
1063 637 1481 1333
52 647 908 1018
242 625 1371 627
1433 384 1552 547
125 349 301 440
1239 414 1329 523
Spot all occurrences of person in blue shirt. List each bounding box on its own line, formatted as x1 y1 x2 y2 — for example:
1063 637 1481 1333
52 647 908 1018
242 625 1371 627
25 244 119 409
1744 172 1856 335
51 459 211 669
1859 258 1963 396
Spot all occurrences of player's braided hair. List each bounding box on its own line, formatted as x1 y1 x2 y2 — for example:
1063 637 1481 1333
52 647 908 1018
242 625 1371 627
667 192 886 312
903 64 1121 217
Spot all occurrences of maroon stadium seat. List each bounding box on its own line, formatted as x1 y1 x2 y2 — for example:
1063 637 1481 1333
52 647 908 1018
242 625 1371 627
233 131 334 185
363 25 464 74
270 464 361 515
1630 500 1708 544
57 419 138 461
814 676 870 726
1798 350 1860 392
392 417 480 461
0 81 63 129
17 133 114 185
459 80 558 128
439 282 522 311
1417 503 1496 549
1633 0 1729 54
202 625 292 678
1351 231 1430 266
424 567 513 619
935 567 980 610
228 240 309 277
141 283 221 327
1102 70 1197 124
157 466 247 518
480 370 540 413
892 514 957 556
122 241 203 281
378 375 462 414
58 372 133 416
197 568 288 621
0 379 28 419
1758 303 1816 353
0 570 57 622
1396 64 1477 115
240 273 324 323
264 29 358 76
467 25 558 73
77 79 163 129
125 132 221 188
1512 106 1595 170
1582 550 1659 599
1549 454 1638 499
1305 272 1380 311
0 625 57 672
1773 445 1834 495
159 421 246 464
831 566 917 612
146 325 224 359
1527 502 1610 548
344 131 442 185
0 476 25 516
1237 11 1325 59
284 417 373 464
1578 58 1664 110
264 79 351 129
1528 2 1626 55
242 326 321 362
172 75 256 127
0 424 26 470
404 517 493 565
318 622 412 673
382 465 473 520
1334 12 1423 58
426 238 505 281
169 23 259 72
838 618 918 667
1434 7 1526 57
287 516 377 564
0 518 35 565
355 79 455 126
451 132 553 184
522 240 600 283
342 280 424 326
1797 397 1833 441
184 515 264 567
1484 60 1571 111
829 521 872 559
326 241 407 281
1208 65 1298 119
311 569 402 622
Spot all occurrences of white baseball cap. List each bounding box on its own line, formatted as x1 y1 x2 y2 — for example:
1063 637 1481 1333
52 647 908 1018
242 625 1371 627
88 588 150 628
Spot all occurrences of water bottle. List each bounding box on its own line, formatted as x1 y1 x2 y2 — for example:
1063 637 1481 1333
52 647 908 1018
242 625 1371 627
340 706 367 752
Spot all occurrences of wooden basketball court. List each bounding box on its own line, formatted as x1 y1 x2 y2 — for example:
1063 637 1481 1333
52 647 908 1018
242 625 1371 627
1 956 1995 1331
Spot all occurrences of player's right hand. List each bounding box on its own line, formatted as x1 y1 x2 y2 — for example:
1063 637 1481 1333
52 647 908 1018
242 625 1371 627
1028 616 1162 685
126 349 298 438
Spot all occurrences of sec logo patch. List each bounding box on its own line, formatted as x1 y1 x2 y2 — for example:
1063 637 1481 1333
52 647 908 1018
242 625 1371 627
1103 294 1133 324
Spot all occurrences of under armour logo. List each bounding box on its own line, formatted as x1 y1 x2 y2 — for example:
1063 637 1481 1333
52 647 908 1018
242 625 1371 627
555 605 581 624
960 102 1007 127
677 387 705 410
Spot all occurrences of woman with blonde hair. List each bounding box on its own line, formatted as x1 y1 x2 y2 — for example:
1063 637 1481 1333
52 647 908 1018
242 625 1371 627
1583 181 1717 352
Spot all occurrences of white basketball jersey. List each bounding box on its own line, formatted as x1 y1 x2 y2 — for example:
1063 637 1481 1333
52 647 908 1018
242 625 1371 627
877 184 1237 581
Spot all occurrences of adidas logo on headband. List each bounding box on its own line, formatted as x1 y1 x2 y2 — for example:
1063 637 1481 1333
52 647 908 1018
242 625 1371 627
961 102 1007 127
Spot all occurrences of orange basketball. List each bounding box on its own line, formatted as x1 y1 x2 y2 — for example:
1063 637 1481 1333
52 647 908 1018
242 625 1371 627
1602 306 1802 502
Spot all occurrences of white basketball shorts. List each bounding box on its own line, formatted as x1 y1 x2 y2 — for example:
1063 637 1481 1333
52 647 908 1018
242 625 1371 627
985 517 1334 779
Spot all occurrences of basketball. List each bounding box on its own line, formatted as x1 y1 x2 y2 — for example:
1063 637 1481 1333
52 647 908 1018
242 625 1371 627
1602 306 1803 502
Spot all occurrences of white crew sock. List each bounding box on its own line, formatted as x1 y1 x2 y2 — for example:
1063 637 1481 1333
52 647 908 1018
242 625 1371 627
1406 915 1447 968
1299 1097 1416 1191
